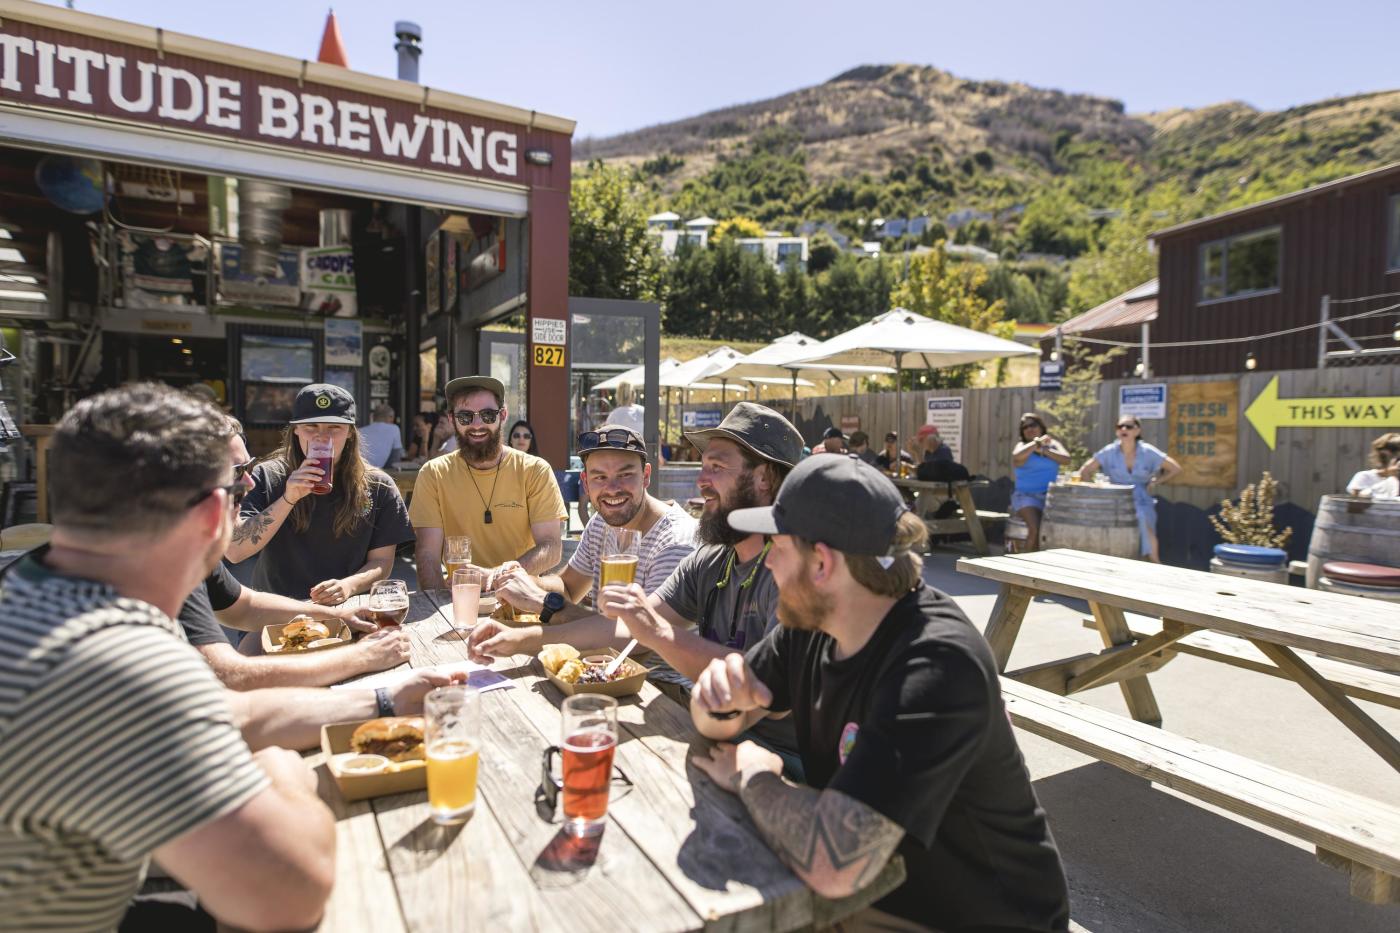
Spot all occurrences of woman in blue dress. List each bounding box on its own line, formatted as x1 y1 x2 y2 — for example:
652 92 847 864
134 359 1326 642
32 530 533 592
1010 412 1070 551
1078 414 1182 562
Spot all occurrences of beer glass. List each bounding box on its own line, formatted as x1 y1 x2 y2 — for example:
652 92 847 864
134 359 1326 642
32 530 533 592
599 527 640 589
451 568 485 633
424 686 481 825
443 536 473 581
306 437 335 495
542 695 618 837
367 580 410 628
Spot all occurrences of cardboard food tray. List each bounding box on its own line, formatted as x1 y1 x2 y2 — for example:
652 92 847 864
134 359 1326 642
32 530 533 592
490 605 541 629
321 720 427 802
261 620 354 654
539 646 650 697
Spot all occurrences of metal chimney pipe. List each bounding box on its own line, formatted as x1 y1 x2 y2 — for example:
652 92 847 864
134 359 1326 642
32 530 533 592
394 21 422 83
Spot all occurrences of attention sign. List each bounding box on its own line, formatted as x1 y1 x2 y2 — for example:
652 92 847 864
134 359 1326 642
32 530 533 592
1245 376 1400 450
1166 381 1238 488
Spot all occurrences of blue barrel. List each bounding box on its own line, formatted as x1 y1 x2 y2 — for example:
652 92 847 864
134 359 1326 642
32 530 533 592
1210 544 1288 584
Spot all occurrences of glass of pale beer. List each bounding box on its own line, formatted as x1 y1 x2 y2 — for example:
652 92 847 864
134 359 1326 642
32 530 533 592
442 536 472 582
599 527 640 589
425 685 481 825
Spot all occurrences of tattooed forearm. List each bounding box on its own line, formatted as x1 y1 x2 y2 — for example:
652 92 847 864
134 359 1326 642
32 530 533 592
231 511 275 546
739 772 903 898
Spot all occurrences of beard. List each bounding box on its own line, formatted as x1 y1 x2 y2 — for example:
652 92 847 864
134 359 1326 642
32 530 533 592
697 468 762 547
456 422 503 464
594 490 644 527
776 564 830 632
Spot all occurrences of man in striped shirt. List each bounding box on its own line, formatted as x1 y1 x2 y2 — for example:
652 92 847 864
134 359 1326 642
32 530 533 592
489 424 696 627
0 385 438 932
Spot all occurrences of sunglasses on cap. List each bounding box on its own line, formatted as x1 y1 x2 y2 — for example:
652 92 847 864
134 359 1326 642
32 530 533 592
454 408 501 426
578 429 645 451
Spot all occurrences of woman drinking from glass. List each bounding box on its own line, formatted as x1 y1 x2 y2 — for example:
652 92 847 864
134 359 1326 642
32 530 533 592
1076 415 1182 562
1010 412 1070 551
227 384 416 603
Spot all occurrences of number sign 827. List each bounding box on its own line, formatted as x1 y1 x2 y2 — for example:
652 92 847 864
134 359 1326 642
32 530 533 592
533 345 565 367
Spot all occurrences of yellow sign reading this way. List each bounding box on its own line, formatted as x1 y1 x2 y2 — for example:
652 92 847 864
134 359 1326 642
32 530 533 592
1245 376 1400 450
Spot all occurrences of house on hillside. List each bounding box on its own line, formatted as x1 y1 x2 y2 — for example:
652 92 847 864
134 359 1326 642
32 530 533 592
735 235 808 271
1044 162 1400 377
646 211 681 231
646 215 807 269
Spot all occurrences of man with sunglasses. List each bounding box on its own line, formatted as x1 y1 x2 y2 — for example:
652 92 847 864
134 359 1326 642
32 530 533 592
409 375 566 590
174 421 412 688
486 424 696 627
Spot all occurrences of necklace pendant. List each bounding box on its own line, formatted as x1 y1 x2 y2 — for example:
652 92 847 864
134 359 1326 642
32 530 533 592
484 510 493 524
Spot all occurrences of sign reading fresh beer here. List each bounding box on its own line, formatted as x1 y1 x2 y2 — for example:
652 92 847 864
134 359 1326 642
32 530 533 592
1245 376 1400 450
1166 381 1238 488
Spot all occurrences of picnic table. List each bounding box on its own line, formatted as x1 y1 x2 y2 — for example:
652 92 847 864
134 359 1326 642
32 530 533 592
890 477 1003 556
957 548 1400 903
313 591 903 932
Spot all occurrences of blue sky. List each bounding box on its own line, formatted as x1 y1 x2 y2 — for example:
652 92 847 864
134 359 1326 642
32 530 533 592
40 0 1400 139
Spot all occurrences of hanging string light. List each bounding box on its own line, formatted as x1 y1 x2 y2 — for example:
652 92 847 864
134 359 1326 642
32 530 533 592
1245 352 1257 371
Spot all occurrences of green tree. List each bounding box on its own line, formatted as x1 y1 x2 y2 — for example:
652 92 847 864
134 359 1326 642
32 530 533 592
1037 338 1126 464
568 160 663 301
1017 188 1092 256
1065 183 1196 314
711 216 765 242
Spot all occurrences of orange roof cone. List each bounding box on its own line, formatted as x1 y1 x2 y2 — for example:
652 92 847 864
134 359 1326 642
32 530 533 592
317 9 350 67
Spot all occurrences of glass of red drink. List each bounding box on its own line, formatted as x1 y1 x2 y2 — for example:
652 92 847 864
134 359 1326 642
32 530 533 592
306 437 335 495
542 695 618 837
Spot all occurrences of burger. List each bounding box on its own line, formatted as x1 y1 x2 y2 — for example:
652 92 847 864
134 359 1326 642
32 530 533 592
349 716 425 762
280 616 331 650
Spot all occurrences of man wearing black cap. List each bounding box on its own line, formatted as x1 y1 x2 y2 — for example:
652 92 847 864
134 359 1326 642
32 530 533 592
689 455 1070 932
409 375 566 589
487 424 696 623
818 426 848 454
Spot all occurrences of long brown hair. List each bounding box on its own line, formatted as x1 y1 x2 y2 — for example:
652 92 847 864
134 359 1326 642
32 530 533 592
274 425 376 537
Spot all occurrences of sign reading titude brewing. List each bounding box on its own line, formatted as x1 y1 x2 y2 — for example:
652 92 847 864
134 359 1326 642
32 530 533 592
0 17 565 185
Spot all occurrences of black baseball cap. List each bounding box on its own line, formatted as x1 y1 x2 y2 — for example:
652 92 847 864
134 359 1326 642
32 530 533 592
578 424 648 463
289 383 356 424
822 426 845 440
728 453 909 555
444 375 506 404
686 401 803 468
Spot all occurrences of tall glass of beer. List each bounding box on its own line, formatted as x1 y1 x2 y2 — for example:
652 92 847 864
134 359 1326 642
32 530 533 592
424 685 481 825
451 568 484 633
599 527 640 589
560 694 618 837
306 438 335 495
442 536 473 582
367 580 410 628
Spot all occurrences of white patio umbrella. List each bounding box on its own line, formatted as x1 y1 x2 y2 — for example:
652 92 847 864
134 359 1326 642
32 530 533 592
788 309 1036 438
592 358 679 393
723 332 896 417
658 346 748 441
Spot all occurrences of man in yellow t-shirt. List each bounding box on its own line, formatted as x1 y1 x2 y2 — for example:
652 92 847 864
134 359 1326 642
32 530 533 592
409 376 566 589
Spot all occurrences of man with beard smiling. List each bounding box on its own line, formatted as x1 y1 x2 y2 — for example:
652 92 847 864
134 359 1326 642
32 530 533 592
410 376 566 590
687 454 1070 932
488 424 696 626
468 403 803 758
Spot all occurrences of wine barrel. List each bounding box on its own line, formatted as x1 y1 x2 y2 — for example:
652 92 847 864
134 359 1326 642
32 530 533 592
1305 495 1400 588
1209 558 1288 585
1004 516 1029 553
1039 482 1139 558
1317 576 1400 604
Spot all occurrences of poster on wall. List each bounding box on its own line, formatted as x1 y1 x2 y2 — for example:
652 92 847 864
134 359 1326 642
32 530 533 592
302 246 357 317
1119 383 1167 420
1167 381 1239 488
324 318 362 367
217 243 301 306
118 231 207 309
425 231 441 315
925 397 964 462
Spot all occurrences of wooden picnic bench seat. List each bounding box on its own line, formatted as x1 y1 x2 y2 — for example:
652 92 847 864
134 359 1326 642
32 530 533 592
1076 613 1400 711
1001 678 1400 904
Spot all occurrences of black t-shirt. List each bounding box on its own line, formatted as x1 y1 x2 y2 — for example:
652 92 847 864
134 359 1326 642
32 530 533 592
745 583 1070 932
241 461 415 599
874 450 915 471
176 563 244 647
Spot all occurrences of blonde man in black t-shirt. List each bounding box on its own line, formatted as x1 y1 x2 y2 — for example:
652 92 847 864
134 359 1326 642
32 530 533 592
690 454 1070 932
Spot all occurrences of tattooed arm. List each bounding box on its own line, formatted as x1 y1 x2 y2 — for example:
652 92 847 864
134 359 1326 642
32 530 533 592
692 741 903 900
225 496 296 562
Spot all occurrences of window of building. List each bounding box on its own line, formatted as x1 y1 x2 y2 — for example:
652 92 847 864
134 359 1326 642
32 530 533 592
1198 226 1281 302
1388 195 1400 272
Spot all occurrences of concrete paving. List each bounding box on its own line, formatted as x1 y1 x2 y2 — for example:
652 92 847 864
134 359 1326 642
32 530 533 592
922 545 1400 933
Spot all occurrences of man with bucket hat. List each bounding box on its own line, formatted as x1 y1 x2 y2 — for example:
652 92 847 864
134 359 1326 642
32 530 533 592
687 454 1070 931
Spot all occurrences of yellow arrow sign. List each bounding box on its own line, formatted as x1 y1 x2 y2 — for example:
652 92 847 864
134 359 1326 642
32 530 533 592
1245 376 1400 450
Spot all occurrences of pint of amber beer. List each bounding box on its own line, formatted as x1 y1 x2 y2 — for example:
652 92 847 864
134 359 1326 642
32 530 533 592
558 695 617 836
425 686 481 826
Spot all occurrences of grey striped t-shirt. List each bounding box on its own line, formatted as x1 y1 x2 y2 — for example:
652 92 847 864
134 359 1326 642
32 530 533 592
568 502 698 604
0 553 268 932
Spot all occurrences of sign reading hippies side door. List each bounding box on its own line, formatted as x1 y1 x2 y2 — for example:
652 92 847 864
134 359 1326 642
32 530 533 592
0 16 568 185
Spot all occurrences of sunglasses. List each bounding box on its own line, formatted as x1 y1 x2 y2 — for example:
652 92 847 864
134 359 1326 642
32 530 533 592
511 431 533 440
1116 424 1137 431
578 429 644 452
454 408 501 426
233 457 258 480
185 480 248 509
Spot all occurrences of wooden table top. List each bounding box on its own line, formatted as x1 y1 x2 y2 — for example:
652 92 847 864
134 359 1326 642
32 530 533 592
957 549 1400 671
315 591 902 932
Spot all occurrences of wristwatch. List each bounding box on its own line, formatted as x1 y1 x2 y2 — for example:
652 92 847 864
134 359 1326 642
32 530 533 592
539 592 566 624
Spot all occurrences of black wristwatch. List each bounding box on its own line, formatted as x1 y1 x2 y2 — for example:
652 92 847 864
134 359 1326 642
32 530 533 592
539 592 566 624
374 687 395 717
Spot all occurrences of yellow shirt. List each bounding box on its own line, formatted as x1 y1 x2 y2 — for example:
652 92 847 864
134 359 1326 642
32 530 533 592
408 447 566 568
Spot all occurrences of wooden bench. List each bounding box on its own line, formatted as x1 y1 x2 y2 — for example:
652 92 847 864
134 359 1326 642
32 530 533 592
1002 678 1400 904
891 478 1005 555
1077 613 1400 711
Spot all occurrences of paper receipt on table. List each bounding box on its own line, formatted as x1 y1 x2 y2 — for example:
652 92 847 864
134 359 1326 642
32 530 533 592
331 659 513 693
